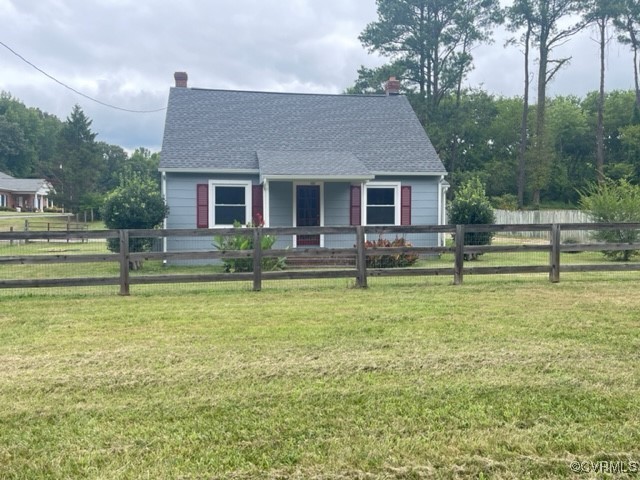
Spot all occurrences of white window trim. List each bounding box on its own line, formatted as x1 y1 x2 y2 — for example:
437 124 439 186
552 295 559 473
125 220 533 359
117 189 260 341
209 180 252 227
363 181 401 226
292 182 324 248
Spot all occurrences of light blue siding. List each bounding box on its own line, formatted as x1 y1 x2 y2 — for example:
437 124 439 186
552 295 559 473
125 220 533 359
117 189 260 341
267 181 293 249
323 182 352 249
165 173 260 229
165 173 443 256
268 182 293 227
375 176 440 226
165 173 259 259
324 183 350 226
368 176 441 248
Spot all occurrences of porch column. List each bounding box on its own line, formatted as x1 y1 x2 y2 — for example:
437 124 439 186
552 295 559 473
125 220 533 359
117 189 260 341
263 179 270 227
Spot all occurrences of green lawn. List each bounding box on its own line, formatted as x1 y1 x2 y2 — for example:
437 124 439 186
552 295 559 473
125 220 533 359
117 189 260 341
1 280 639 479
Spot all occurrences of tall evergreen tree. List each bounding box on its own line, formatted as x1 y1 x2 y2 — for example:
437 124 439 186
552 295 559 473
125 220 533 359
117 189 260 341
614 0 640 109
52 105 103 212
358 0 502 127
520 0 588 205
584 0 625 183
507 0 535 208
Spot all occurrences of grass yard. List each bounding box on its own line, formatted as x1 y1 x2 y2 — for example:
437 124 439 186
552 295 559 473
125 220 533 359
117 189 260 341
1 279 639 479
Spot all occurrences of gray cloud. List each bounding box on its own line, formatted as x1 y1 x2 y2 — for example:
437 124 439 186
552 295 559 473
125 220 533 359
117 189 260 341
0 0 636 152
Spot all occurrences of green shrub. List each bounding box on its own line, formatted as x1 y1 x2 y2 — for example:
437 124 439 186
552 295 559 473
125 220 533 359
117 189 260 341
449 177 495 260
579 179 640 261
365 236 418 268
490 193 518 211
0 206 16 212
43 207 64 213
101 174 169 269
213 221 285 273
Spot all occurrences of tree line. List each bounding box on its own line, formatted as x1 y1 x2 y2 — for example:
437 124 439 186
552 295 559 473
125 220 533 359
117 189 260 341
348 0 640 208
0 92 159 214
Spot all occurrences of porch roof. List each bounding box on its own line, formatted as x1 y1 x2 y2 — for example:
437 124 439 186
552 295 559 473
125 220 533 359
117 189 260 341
257 150 374 182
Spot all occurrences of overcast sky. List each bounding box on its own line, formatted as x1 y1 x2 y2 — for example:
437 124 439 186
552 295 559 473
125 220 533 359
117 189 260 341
0 0 636 153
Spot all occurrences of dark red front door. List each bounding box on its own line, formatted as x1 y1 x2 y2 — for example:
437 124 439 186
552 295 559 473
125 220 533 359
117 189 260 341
296 185 320 246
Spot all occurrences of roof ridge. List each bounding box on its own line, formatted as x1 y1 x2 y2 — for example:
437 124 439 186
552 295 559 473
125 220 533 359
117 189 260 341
180 87 391 99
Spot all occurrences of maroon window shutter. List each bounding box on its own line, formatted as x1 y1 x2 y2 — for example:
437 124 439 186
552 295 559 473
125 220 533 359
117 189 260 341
196 184 209 228
350 185 361 226
252 184 264 225
401 185 411 226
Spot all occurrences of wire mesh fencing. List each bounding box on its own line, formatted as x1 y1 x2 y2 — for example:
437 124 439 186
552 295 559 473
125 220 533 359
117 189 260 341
1 223 639 296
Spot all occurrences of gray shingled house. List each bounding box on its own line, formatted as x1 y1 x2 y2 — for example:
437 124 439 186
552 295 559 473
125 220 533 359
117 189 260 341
159 72 448 250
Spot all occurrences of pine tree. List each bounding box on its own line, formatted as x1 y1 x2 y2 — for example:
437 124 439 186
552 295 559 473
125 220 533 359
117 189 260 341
53 105 103 212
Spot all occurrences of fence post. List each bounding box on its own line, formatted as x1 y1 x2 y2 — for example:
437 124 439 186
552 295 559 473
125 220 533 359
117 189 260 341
24 220 29 244
550 223 561 283
66 222 70 243
47 222 50 243
119 230 130 296
355 226 368 288
10 226 13 246
252 228 262 292
454 224 465 285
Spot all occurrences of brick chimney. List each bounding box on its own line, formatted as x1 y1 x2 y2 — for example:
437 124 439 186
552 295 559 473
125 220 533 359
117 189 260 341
385 76 401 96
174 71 188 88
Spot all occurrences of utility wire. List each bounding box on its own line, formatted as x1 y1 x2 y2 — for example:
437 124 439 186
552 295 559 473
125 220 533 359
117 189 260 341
0 39 166 113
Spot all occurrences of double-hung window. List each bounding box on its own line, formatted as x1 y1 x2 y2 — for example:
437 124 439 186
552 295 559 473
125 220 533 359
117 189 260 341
210 181 251 226
365 182 400 225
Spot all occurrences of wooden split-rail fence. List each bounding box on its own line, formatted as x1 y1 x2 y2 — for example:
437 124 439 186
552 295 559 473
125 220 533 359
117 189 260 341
0 223 639 295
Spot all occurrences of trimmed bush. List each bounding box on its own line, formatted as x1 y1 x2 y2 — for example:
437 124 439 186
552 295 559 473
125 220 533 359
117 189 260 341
101 174 169 269
449 177 495 260
579 179 640 261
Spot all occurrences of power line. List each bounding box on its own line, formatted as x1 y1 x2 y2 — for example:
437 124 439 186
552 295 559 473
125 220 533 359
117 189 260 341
0 39 167 113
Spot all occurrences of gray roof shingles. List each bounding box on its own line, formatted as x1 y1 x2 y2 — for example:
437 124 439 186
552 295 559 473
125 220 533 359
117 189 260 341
257 150 373 179
160 87 446 176
0 172 49 193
